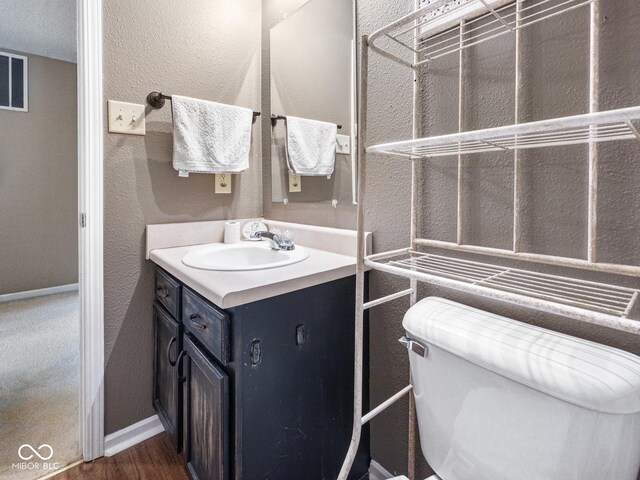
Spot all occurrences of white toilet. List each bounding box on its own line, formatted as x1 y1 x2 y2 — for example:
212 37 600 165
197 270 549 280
392 297 640 480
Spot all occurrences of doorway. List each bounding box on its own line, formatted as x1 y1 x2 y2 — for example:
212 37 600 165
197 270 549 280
0 2 80 478
0 0 104 476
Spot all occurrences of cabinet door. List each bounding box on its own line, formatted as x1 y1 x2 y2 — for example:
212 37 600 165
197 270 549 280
232 275 369 479
153 303 182 450
182 334 229 480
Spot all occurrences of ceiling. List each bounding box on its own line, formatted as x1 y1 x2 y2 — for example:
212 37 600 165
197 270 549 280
0 0 76 63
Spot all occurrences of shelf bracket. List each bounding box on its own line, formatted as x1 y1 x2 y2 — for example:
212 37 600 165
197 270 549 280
625 121 640 140
364 288 415 310
478 0 515 33
481 139 510 151
361 385 413 425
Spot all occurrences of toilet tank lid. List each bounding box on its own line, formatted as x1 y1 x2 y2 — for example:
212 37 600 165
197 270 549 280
403 297 640 414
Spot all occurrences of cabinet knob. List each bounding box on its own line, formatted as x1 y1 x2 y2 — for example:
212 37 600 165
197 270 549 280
250 339 261 366
156 286 169 298
296 324 306 345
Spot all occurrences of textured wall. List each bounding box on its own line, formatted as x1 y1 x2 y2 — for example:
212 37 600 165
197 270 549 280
262 0 357 227
0 52 77 295
356 1 417 476
103 0 262 434
359 1 640 478
0 1 77 62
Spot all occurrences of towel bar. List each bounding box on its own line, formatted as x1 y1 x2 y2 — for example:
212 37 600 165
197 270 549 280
271 114 342 129
146 91 261 124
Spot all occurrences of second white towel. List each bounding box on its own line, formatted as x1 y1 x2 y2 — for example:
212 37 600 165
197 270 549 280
172 95 253 175
285 116 337 176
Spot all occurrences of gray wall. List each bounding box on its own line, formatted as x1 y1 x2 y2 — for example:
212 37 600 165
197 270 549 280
0 51 78 295
356 1 417 476
102 0 262 434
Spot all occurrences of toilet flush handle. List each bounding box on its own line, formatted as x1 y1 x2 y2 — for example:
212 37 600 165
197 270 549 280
399 336 429 358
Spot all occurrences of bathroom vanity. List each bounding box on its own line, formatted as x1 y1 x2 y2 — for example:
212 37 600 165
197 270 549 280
148 220 371 480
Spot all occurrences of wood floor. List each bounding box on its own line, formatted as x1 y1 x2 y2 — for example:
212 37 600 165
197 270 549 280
51 434 189 480
51 433 373 480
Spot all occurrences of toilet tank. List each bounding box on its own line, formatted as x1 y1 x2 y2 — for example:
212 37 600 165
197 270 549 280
403 297 640 480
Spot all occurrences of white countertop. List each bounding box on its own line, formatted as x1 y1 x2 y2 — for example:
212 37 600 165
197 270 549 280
147 219 371 309
150 244 358 308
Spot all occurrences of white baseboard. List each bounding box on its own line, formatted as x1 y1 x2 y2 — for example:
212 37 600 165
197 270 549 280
0 283 79 303
104 415 165 457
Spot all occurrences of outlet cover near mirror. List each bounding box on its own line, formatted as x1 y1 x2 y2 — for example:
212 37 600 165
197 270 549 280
336 134 351 154
289 172 301 192
108 100 146 135
215 173 232 194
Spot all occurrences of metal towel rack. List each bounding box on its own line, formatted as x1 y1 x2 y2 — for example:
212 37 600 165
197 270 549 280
339 0 640 479
146 91 261 123
270 114 342 129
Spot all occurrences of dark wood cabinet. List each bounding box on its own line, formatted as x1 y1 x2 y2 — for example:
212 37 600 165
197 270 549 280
182 335 229 480
153 303 182 449
153 267 369 480
182 288 230 366
155 267 182 319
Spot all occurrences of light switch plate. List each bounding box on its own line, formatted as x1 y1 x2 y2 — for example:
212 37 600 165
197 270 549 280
336 134 351 154
289 172 302 192
108 100 146 135
215 173 232 194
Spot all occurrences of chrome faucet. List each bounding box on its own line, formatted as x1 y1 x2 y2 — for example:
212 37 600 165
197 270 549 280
250 229 296 251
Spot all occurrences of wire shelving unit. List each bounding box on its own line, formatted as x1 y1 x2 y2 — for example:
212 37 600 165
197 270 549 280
339 0 640 479
370 0 594 67
368 106 640 159
367 249 640 331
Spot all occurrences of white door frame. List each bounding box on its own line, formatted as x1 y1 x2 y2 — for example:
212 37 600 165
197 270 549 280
77 0 105 461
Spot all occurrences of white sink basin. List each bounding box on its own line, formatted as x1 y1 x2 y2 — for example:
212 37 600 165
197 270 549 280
182 242 310 271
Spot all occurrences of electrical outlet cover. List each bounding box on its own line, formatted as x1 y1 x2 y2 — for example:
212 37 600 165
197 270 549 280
336 134 351 154
289 172 302 192
215 173 232 194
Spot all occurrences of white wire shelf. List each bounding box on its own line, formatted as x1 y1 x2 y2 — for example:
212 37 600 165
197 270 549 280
369 0 594 68
367 106 640 159
366 248 640 334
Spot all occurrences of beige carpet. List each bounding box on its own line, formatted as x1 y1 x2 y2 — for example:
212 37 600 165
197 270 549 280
0 292 81 480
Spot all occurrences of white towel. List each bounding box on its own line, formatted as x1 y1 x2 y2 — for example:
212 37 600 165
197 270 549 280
285 116 337 176
171 95 253 176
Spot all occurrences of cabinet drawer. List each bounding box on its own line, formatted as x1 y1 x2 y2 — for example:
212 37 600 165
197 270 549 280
182 288 229 365
155 268 181 319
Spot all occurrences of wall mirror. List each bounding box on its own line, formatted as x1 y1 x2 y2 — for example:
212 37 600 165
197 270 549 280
269 0 356 206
